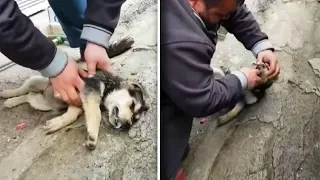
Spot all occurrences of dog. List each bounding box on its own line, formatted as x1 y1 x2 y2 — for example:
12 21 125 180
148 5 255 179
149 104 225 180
0 36 149 150
212 63 275 126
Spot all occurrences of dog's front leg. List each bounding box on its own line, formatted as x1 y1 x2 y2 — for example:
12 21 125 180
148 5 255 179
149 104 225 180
43 105 83 134
81 93 102 150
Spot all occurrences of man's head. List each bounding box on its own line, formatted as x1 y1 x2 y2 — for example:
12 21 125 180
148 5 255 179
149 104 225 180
189 0 243 24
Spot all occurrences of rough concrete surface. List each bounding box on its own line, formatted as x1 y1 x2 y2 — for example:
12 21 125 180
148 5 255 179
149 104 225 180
185 0 320 180
0 0 157 179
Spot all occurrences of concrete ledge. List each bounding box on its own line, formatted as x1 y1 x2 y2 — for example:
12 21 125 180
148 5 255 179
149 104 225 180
185 118 237 180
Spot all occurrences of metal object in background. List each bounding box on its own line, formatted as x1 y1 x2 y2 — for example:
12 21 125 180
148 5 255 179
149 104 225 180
15 0 49 17
48 7 59 23
217 26 228 41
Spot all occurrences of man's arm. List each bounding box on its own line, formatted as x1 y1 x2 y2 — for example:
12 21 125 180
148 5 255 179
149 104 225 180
80 0 126 48
161 42 247 117
220 4 274 57
0 0 68 77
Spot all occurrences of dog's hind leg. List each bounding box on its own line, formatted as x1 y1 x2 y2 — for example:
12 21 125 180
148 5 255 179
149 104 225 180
27 92 52 111
81 92 102 150
0 76 49 98
243 90 258 105
43 106 83 134
211 67 226 79
3 95 29 108
217 101 245 126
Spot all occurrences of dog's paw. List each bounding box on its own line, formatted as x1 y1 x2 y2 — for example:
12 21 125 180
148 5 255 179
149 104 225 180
43 117 63 134
3 98 19 108
244 91 258 105
0 90 12 99
85 134 97 150
217 115 234 126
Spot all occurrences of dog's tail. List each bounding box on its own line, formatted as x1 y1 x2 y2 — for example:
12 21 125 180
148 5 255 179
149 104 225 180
212 67 226 79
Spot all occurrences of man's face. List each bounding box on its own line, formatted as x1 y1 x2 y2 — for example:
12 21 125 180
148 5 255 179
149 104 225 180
189 0 239 24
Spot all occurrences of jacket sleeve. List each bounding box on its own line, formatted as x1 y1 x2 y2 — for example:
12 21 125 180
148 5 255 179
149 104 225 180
80 0 126 48
161 42 247 117
221 4 274 57
0 0 68 78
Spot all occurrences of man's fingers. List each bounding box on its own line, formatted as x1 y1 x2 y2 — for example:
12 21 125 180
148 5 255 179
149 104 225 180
256 77 264 85
59 90 72 105
66 87 82 106
256 55 263 64
266 58 277 76
97 60 109 72
253 69 262 76
98 61 117 75
268 63 280 79
74 77 85 92
87 62 97 78
78 68 88 78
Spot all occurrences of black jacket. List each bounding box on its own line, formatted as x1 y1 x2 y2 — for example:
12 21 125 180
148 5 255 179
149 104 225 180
0 0 125 77
160 0 273 179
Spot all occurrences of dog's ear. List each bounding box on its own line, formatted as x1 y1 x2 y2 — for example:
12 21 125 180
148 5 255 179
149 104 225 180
127 82 149 99
141 104 150 112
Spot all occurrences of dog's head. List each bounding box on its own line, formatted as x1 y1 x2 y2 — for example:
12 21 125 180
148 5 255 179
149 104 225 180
103 81 149 131
251 62 275 99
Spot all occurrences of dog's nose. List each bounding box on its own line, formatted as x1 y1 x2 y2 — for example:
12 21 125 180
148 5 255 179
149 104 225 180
120 122 131 131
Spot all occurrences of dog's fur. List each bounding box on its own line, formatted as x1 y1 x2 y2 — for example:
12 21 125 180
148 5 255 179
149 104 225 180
213 63 275 126
0 37 149 150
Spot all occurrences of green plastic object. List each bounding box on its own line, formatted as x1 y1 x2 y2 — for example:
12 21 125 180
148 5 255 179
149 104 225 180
48 35 68 45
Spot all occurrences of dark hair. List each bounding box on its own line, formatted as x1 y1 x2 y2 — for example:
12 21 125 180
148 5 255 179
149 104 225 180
203 0 244 8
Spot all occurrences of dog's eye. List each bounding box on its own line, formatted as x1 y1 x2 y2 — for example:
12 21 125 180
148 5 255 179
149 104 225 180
130 100 135 111
131 115 138 123
113 106 119 117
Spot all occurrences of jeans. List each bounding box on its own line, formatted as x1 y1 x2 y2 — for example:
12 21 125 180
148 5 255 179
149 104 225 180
48 0 86 52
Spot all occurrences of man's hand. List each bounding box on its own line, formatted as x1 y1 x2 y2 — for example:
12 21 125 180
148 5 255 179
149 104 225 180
84 42 115 77
240 67 263 90
256 50 280 79
49 57 85 106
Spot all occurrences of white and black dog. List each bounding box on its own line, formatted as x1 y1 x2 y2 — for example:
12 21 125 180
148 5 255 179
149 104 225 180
213 63 274 126
0 36 149 150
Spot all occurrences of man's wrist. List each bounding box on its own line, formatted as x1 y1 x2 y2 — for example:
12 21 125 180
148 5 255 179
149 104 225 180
80 24 112 49
231 70 248 90
38 48 68 78
251 39 274 57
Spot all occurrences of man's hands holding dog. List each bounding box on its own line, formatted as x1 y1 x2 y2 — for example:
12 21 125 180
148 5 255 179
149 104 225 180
50 42 114 106
240 67 263 90
50 57 84 106
84 42 115 77
257 50 280 79
240 50 279 90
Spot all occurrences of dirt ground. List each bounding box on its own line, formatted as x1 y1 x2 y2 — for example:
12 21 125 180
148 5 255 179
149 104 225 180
184 0 320 180
0 0 157 179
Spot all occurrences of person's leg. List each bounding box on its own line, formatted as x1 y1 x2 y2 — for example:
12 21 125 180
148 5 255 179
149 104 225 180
48 0 134 59
160 103 193 180
48 0 86 51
